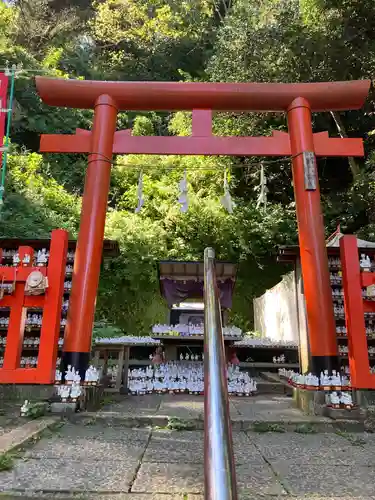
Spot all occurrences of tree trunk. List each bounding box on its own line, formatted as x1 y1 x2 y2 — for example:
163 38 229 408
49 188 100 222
330 111 360 177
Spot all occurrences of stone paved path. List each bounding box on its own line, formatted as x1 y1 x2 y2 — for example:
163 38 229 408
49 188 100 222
0 395 373 499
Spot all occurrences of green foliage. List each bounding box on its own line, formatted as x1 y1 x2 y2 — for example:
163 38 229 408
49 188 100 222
21 402 49 419
0 453 14 471
252 422 286 433
294 424 317 434
93 320 123 339
90 0 216 80
166 417 195 431
0 149 80 237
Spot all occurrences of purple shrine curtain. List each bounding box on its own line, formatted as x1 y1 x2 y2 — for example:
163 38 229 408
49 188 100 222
161 278 234 309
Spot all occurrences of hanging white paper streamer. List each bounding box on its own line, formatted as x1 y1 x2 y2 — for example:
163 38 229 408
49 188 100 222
135 170 144 213
256 164 268 212
220 169 234 214
178 169 189 213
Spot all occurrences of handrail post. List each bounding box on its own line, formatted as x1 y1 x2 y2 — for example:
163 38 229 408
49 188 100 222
204 247 238 500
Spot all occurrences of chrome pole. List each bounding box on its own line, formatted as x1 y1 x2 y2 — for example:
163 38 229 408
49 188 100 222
204 247 238 500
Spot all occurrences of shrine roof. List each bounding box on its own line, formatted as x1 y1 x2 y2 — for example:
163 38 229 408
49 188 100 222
157 260 238 308
0 238 119 257
158 260 237 282
278 234 375 264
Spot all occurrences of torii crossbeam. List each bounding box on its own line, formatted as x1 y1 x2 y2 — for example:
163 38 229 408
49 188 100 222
36 77 370 378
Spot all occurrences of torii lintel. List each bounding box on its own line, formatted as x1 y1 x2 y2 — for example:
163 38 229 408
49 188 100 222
40 111 364 157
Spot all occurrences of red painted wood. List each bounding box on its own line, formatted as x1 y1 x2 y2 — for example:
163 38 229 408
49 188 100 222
36 78 370 112
18 246 34 266
287 97 337 358
38 229 68 382
64 95 118 354
0 73 8 167
2 284 26 370
0 267 46 282
0 230 68 384
361 273 375 287
340 235 375 388
0 295 44 308
40 132 364 157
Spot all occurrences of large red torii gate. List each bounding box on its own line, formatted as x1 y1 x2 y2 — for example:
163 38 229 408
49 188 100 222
36 77 370 378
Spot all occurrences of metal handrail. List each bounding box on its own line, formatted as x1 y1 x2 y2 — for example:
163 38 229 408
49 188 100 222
204 247 238 500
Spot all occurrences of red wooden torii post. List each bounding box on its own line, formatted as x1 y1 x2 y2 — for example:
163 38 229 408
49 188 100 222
36 77 370 377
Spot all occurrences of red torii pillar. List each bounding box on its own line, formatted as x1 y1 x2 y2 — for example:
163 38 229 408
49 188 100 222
36 78 370 376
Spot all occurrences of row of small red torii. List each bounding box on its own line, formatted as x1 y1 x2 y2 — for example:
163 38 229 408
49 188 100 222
0 77 374 387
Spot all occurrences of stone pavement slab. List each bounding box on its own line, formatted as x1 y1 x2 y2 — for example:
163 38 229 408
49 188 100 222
2 496 375 500
341 432 375 465
1 495 183 500
131 463 203 494
0 458 138 493
54 422 149 442
143 429 264 466
248 431 371 465
271 463 375 497
232 395 329 422
102 395 162 415
189 497 375 500
25 425 150 461
0 416 58 454
131 462 285 496
157 395 240 419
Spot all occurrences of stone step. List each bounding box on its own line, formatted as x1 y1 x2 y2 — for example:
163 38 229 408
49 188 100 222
71 410 364 433
256 380 287 394
259 372 293 395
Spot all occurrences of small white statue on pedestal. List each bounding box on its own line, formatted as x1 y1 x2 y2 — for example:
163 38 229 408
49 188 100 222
320 370 331 389
55 369 62 384
340 392 354 408
341 374 350 389
20 400 30 417
360 254 372 272
65 365 74 384
70 383 82 401
58 385 71 402
13 253 20 267
73 369 81 384
331 370 341 389
22 254 31 266
90 366 99 385
329 391 341 408
180 353 184 361
84 366 93 385
37 249 48 266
